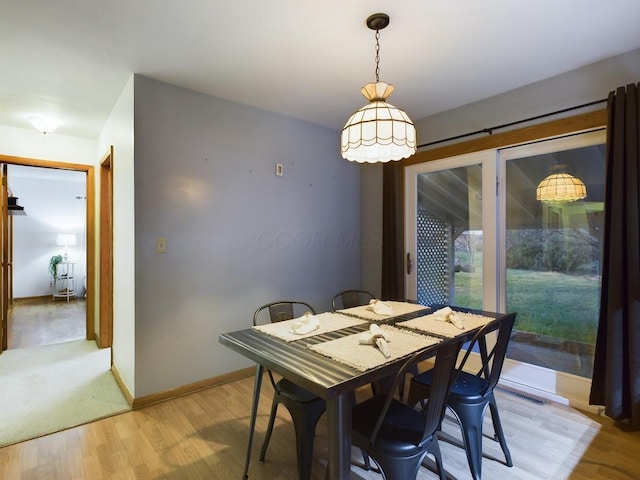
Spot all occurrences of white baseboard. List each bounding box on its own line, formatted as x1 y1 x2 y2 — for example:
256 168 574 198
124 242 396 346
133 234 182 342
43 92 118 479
464 352 604 415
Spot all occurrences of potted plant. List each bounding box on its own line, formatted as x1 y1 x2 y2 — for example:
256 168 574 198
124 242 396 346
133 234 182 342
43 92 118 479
49 254 63 280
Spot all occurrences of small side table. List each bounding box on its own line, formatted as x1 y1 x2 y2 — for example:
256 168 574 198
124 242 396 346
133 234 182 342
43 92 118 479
53 261 75 301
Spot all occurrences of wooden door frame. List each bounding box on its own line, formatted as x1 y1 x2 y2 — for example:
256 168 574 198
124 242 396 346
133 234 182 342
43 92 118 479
98 147 113 348
1 164 8 352
0 154 96 343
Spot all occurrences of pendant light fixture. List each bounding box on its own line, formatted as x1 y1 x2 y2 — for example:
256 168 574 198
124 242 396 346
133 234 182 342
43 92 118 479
536 165 587 204
341 13 416 163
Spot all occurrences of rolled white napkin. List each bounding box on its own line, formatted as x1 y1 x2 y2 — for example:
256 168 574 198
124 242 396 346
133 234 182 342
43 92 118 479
358 324 391 358
289 312 320 335
432 306 464 329
375 336 391 358
368 299 394 316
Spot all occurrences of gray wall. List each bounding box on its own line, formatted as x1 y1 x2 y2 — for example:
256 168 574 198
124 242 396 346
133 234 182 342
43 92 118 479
362 48 640 286
132 76 362 396
415 48 640 146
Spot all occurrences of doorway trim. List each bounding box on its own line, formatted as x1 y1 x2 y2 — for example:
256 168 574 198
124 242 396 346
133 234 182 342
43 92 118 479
0 154 96 342
98 147 113 348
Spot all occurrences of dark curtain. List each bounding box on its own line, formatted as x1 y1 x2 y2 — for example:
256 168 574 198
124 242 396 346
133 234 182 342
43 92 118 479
590 82 640 429
381 162 405 300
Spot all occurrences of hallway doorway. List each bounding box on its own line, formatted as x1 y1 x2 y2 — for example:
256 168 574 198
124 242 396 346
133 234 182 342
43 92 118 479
4 164 88 350
0 155 96 355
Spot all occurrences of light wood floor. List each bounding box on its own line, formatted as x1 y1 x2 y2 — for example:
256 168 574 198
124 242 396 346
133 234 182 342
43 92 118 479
0 373 638 480
8 298 86 349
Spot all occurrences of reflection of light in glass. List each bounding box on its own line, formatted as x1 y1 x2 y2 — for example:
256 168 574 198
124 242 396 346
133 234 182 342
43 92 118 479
536 169 587 204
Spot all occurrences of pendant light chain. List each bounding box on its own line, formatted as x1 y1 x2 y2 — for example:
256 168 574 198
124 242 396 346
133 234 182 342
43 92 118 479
374 29 381 82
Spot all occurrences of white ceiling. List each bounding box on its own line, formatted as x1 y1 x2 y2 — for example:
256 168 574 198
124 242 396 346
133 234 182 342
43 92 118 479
2 1 640 139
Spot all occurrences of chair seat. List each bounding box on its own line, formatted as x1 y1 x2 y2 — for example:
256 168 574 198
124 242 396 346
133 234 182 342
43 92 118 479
414 369 490 401
450 371 490 399
353 396 428 453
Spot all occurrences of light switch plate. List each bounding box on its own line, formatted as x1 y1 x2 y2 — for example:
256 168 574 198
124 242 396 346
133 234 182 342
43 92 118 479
276 163 283 176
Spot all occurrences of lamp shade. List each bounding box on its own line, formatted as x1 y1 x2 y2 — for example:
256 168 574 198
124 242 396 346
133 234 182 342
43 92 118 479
536 171 587 203
28 115 61 134
341 82 416 163
56 233 76 247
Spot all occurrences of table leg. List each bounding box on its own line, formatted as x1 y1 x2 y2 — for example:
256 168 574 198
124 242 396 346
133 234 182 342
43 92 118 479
242 364 264 479
326 393 352 480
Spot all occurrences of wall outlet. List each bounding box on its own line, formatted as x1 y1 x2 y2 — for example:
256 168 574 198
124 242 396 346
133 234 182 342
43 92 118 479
156 237 167 253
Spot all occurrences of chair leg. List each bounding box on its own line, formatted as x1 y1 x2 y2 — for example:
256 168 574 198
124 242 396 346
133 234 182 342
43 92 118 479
375 451 424 480
451 403 485 480
399 364 420 401
406 376 430 409
430 436 447 480
346 392 371 472
487 394 513 467
361 449 371 471
259 397 279 462
291 403 325 480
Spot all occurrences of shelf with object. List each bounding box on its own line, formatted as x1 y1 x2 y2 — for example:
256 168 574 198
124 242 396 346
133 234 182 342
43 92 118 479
52 261 75 301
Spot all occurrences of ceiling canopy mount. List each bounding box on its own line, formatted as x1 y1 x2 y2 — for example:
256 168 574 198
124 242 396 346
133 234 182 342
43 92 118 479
366 13 390 31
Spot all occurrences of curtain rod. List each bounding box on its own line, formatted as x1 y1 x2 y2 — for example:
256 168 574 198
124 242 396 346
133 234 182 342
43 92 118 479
416 98 608 150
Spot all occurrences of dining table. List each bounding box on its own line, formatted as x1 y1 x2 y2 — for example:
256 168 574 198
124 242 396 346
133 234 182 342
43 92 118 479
218 302 509 479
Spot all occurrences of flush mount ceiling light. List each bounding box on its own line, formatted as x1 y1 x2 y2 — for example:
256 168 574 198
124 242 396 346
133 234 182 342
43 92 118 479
341 13 416 164
28 114 61 134
536 165 587 204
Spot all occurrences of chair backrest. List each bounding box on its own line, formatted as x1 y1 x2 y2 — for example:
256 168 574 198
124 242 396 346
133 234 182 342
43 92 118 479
253 300 316 326
420 339 465 438
457 313 516 395
368 338 464 446
332 289 375 311
253 301 317 392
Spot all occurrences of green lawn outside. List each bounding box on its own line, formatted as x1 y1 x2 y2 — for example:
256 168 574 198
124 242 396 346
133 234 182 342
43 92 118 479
454 269 601 344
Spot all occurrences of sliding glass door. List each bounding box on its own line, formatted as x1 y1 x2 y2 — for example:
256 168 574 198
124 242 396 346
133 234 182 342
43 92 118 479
500 131 605 381
405 150 497 310
405 130 606 404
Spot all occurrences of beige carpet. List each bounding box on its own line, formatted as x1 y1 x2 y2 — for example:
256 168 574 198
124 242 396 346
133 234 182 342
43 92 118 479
0 339 131 447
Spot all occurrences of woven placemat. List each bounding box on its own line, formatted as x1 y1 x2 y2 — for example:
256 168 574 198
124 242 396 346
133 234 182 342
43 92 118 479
308 325 441 371
396 311 495 338
337 301 427 322
253 312 366 342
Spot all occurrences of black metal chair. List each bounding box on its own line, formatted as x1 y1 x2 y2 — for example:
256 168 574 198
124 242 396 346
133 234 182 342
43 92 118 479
351 338 464 480
406 313 517 480
331 289 375 311
246 301 325 480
